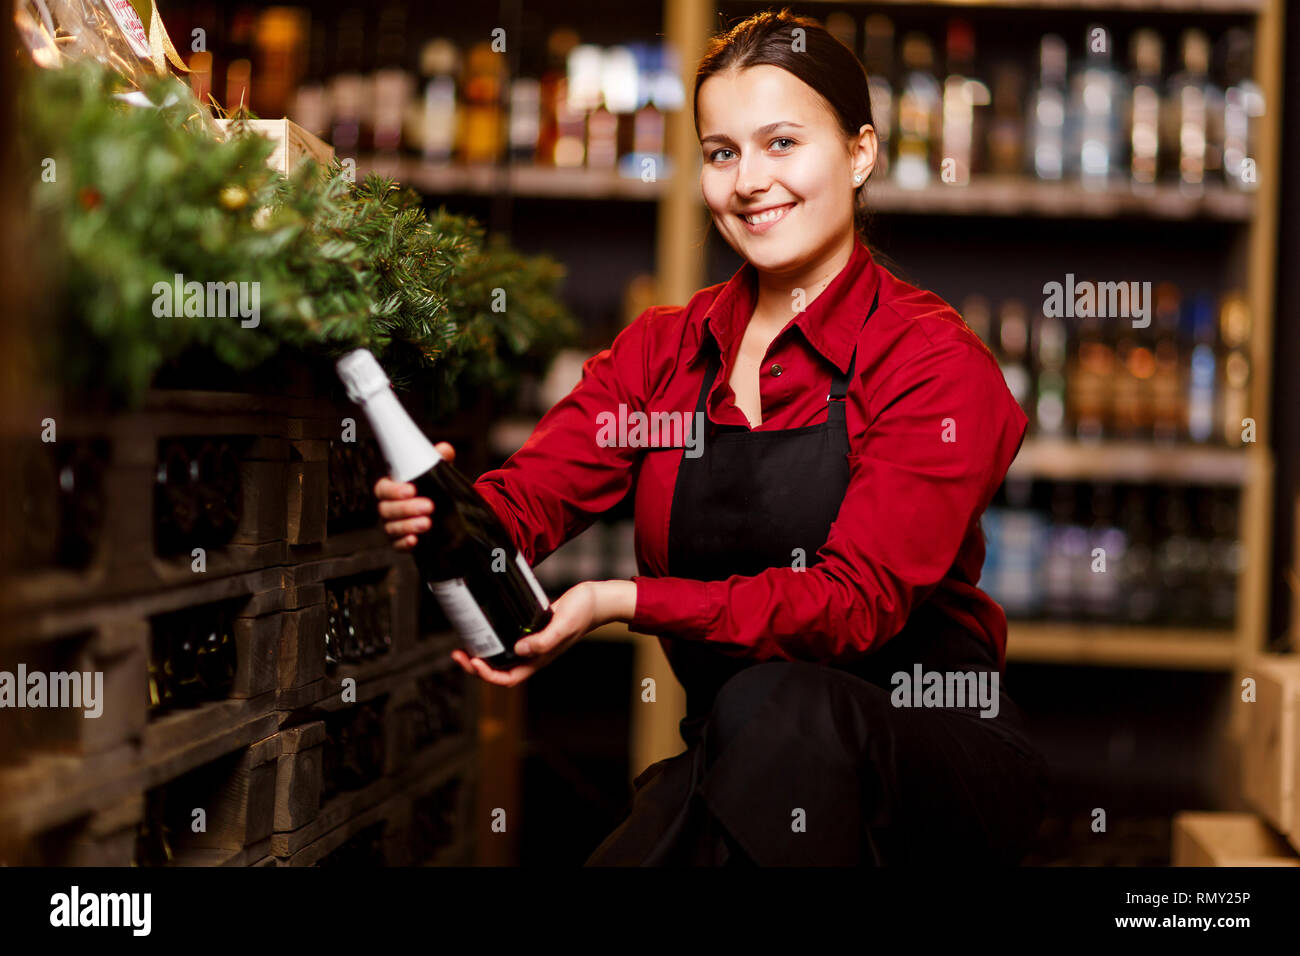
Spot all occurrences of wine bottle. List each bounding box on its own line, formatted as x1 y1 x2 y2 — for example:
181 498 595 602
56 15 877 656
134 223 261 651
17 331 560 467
336 349 552 669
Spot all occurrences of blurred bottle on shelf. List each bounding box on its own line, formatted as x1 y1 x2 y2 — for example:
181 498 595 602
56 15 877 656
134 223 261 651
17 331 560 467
291 17 331 140
1220 28 1264 192
1165 29 1216 194
1071 25 1126 190
370 3 413 158
1070 304 1116 442
508 76 542 163
894 32 941 189
536 28 581 166
1128 29 1163 189
1032 307 1068 439
995 299 1032 421
1218 293 1251 445
224 5 256 112
1150 282 1185 445
329 8 370 156
1029 35 1068 181
940 18 988 186
253 6 307 120
862 15 894 181
986 62 1025 177
416 38 460 163
460 41 506 164
1185 293 1218 444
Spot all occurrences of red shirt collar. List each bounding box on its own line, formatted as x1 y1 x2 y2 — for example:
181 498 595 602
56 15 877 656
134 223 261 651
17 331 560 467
696 235 882 374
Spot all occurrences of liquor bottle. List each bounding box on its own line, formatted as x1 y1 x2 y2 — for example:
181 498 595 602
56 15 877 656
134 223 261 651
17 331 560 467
253 6 306 120
1204 488 1240 627
1218 292 1251 445
1032 307 1068 438
995 299 1032 420
336 350 552 669
1150 282 1185 443
1221 28 1264 191
509 77 542 163
461 41 507 165
1082 483 1125 620
417 38 460 163
1117 486 1159 625
536 28 581 166
1070 289 1117 441
155 442 199 555
329 7 370 156
862 15 894 180
1112 317 1153 441
1185 293 1218 444
1070 24 1126 189
1128 29 1163 188
371 3 414 158
894 33 941 189
1044 483 1087 620
1029 35 1068 181
940 18 988 186
621 43 667 181
224 5 257 112
986 62 1025 177
1166 29 1214 193
291 18 332 140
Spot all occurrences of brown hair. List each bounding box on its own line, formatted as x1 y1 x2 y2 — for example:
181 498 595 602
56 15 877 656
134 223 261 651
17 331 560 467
694 8 876 244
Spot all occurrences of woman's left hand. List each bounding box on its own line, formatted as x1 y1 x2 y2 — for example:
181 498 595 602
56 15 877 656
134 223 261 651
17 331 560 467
450 579 629 687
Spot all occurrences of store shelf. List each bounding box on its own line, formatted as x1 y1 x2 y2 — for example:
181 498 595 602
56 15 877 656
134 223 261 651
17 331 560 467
806 0 1263 11
866 177 1254 221
1006 622 1240 669
357 155 667 201
363 154 1255 220
1009 439 1256 485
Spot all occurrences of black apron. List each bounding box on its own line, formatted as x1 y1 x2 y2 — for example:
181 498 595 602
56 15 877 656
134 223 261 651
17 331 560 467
585 291 1048 865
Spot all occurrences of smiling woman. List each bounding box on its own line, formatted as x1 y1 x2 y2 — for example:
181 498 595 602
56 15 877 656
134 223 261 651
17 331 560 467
377 7 1048 867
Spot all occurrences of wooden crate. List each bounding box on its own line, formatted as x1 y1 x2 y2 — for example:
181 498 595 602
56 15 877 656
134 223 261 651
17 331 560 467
213 118 335 179
0 398 299 613
141 734 278 866
274 720 325 833
1240 655 1300 839
276 548 425 710
1172 812 1300 866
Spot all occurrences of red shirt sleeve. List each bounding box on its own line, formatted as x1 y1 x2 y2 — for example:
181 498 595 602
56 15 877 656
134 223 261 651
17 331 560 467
473 310 654 568
629 335 1028 663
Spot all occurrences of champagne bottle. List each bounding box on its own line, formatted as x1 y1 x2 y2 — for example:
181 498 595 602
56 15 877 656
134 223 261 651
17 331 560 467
336 349 552 669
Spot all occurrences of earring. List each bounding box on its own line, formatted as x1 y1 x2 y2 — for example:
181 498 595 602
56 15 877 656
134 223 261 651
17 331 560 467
854 174 863 184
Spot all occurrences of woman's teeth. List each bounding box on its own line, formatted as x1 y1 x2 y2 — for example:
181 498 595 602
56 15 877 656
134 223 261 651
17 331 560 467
743 204 793 224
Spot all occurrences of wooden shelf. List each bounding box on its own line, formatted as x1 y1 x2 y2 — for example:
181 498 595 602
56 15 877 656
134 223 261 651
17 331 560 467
1009 439 1257 485
358 155 667 201
866 177 1254 221
1006 622 1240 669
364 154 1254 221
802 0 1263 11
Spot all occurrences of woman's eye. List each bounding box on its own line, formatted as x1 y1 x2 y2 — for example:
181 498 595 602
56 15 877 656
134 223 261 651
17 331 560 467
709 148 735 162
771 137 795 150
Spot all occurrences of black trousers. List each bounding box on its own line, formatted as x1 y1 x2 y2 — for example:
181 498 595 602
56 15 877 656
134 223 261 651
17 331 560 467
585 619 1049 866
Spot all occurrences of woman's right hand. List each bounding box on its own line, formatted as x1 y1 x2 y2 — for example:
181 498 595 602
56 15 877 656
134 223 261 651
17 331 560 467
375 441 455 551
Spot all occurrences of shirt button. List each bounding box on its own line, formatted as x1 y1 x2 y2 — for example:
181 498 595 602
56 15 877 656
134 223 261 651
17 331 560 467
770 363 783 377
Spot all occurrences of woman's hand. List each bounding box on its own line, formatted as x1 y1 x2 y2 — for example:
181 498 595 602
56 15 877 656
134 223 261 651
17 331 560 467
374 441 456 550
450 579 637 687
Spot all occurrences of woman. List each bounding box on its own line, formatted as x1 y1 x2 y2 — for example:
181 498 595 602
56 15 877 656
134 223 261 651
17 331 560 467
376 9 1048 866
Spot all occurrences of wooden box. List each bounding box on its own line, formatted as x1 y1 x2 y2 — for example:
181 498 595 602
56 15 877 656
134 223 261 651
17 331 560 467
1172 812 1300 866
1240 655 1300 838
213 118 335 178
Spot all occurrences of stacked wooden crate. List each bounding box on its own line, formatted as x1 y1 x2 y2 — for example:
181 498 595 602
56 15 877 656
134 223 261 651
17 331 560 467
0 120 482 867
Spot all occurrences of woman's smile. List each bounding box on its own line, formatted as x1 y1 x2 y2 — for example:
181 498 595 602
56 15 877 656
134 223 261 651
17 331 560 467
738 201 797 234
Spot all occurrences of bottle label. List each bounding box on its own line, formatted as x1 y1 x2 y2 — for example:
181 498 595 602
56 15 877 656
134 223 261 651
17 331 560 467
107 0 152 59
514 551 550 610
428 579 506 658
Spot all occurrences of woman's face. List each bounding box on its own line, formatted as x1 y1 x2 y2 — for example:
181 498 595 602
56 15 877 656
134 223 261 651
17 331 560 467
697 64 873 277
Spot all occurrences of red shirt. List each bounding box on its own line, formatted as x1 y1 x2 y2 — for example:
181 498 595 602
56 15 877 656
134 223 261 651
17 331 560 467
474 236 1028 671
